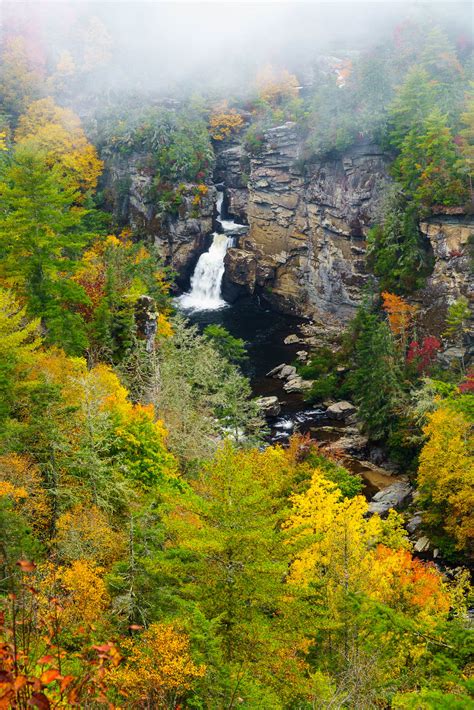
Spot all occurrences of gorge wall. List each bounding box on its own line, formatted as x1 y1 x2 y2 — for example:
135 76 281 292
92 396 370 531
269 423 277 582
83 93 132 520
101 123 473 336
218 123 473 342
101 151 217 287
221 122 390 319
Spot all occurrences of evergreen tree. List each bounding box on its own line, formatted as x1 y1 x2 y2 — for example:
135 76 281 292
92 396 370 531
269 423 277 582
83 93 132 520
413 109 467 207
350 308 404 440
420 26 466 124
392 109 467 209
0 147 90 353
157 443 305 706
367 187 432 293
388 66 437 149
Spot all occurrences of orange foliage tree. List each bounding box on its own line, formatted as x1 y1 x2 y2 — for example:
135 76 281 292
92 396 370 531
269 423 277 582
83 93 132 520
256 64 300 106
367 544 451 619
381 291 417 344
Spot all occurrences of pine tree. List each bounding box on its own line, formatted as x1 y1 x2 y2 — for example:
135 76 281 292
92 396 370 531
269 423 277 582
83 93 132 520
158 443 303 705
414 109 467 207
350 308 404 440
458 84 474 202
392 109 467 209
367 188 432 293
388 66 437 149
0 147 90 352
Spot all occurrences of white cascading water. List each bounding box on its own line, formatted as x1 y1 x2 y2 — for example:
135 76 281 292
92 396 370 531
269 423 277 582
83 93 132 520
176 192 237 311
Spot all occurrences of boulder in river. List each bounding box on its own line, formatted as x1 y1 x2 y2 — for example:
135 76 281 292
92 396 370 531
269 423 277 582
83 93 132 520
256 396 281 417
368 481 413 517
325 433 369 456
283 376 313 393
326 401 357 421
296 350 309 361
414 536 431 553
406 513 423 534
266 363 297 380
284 334 302 345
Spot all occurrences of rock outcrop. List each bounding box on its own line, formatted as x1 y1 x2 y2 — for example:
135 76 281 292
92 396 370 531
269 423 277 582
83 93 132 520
326 401 357 421
101 151 216 285
256 396 281 417
368 481 413 517
214 143 249 224
222 122 390 319
417 216 474 343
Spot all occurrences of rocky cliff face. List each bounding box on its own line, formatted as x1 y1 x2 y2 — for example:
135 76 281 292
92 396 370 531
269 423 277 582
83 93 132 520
214 143 249 224
101 152 216 286
223 122 390 319
417 216 474 353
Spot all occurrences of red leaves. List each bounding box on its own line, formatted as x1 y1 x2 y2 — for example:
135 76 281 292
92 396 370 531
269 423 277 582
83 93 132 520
407 336 441 373
459 369 474 393
13 675 28 692
92 642 122 667
59 675 74 693
37 655 55 666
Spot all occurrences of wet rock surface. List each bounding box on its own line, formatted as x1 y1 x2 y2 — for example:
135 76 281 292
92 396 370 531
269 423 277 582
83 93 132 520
417 216 474 346
256 396 281 417
326 401 357 421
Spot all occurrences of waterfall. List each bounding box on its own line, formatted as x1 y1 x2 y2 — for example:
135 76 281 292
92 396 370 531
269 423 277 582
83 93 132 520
176 190 238 312
177 233 231 310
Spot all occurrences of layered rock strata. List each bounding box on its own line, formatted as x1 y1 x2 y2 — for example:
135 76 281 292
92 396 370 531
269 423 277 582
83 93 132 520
223 122 390 319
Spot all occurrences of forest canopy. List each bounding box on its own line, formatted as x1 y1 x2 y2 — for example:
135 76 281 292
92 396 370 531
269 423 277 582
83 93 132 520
0 2 473 708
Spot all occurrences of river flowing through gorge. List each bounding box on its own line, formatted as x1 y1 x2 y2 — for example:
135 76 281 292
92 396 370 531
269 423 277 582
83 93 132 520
175 190 403 500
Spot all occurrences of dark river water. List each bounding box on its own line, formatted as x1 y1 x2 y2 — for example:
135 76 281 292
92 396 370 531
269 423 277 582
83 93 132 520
184 295 308 410
181 295 402 499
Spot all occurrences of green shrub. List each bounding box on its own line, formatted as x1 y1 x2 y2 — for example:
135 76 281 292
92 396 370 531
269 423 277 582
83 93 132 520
306 374 339 402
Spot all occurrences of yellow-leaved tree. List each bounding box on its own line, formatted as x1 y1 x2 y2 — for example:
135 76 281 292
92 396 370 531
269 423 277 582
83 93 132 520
256 64 300 106
208 102 244 141
55 504 125 566
38 559 110 632
284 468 456 702
284 471 387 602
15 97 103 198
0 288 41 424
109 623 205 708
0 454 50 535
417 405 473 550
